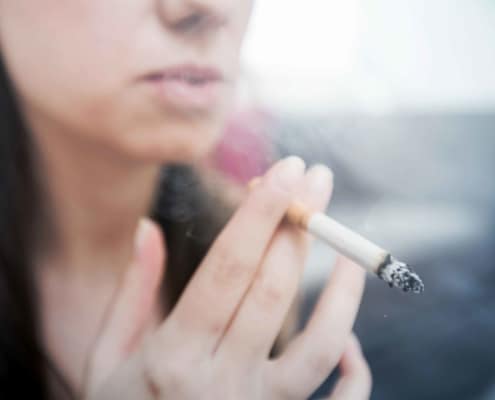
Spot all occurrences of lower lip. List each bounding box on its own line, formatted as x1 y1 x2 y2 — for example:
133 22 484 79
148 78 224 111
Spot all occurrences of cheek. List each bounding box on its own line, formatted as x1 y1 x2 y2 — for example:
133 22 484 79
0 1 145 124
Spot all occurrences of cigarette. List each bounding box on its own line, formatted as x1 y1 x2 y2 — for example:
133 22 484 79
249 177 424 294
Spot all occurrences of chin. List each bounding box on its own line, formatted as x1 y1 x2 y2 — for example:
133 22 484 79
150 105 231 164
113 114 227 164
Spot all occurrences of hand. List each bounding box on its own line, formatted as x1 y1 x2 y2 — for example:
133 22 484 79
317 334 372 400
83 156 371 399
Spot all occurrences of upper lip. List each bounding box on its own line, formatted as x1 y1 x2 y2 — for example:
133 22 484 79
145 63 224 83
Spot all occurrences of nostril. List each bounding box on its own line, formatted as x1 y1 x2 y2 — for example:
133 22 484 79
172 12 203 32
171 11 225 34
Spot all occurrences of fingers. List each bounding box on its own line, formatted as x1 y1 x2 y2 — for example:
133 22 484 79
216 165 333 362
268 256 366 399
163 156 305 352
326 334 372 400
84 218 166 394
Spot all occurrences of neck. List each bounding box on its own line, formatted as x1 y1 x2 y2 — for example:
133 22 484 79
32 124 162 276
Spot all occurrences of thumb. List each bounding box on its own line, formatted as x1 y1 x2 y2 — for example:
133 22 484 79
84 217 166 394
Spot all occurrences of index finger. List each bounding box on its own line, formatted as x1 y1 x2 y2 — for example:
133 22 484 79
165 156 305 352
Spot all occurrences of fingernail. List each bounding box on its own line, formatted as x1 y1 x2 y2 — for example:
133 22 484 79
273 156 306 190
134 218 149 260
307 164 333 195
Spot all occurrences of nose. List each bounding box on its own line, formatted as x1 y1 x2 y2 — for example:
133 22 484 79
157 0 232 34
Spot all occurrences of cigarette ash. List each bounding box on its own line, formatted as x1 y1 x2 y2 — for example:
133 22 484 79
377 255 425 294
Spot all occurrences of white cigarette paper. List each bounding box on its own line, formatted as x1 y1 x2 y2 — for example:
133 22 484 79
285 200 424 293
248 177 424 293
307 213 387 275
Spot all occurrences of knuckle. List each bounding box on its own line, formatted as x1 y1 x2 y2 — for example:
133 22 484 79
143 344 193 395
267 373 299 400
249 181 290 221
308 349 339 380
162 363 188 387
253 186 289 219
255 194 283 219
211 247 252 287
272 385 299 400
254 275 288 309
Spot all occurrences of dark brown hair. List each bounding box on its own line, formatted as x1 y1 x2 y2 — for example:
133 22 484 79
0 54 232 398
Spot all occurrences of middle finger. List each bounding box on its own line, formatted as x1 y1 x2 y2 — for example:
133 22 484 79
215 165 333 362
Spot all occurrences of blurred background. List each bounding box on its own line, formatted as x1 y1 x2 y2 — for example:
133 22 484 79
216 1 495 399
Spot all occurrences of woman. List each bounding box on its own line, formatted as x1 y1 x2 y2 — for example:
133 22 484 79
0 1 371 398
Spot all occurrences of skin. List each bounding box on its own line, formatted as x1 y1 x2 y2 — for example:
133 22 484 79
0 0 371 398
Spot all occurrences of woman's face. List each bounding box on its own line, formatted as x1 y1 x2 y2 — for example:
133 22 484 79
0 0 253 162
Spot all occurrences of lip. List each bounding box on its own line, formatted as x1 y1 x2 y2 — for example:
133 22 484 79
143 64 225 111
